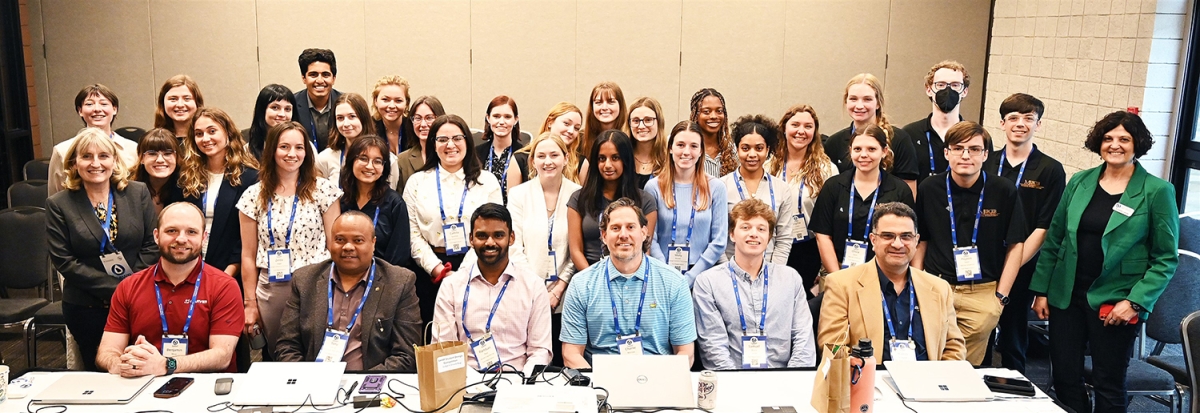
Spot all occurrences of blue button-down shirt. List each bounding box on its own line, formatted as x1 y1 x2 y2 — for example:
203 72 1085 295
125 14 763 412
878 265 928 361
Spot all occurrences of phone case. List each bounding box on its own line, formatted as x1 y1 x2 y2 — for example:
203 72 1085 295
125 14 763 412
1099 303 1140 324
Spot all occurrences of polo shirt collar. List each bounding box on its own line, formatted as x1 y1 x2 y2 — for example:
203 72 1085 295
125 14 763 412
921 113 964 135
306 92 330 113
153 259 203 286
469 261 517 286
727 259 766 284
947 171 986 194
606 257 648 281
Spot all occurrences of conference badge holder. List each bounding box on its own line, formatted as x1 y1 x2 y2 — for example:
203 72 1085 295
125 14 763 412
842 240 868 269
889 338 917 362
316 329 350 362
742 335 769 369
792 213 811 242
617 333 644 355
668 244 691 273
469 331 501 370
953 246 982 282
545 251 559 280
161 334 188 357
443 223 469 255
267 249 293 282
101 251 133 278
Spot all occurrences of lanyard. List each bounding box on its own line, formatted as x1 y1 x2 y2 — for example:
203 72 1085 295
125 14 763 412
308 118 319 150
153 261 205 336
547 214 555 252
605 257 650 336
733 170 775 211
997 149 1028 188
728 262 768 335
796 180 810 231
670 191 697 245
99 190 116 253
266 192 300 248
881 276 916 340
924 131 937 175
946 174 987 247
462 265 511 341
326 261 377 332
487 145 513 190
847 173 881 241
435 166 470 223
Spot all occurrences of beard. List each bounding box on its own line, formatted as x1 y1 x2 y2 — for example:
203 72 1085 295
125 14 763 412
160 244 201 265
477 246 508 266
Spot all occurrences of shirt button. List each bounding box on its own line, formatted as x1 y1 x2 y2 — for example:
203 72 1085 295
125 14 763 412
168 300 173 305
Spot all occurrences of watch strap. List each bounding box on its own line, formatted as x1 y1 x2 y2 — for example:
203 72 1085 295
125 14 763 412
165 357 177 375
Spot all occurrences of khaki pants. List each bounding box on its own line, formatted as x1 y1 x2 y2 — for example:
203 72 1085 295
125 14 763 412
951 281 1002 365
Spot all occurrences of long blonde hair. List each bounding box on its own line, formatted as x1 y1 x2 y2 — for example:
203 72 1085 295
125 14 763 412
771 104 832 198
843 73 896 147
62 127 130 191
657 121 712 211
519 132 579 183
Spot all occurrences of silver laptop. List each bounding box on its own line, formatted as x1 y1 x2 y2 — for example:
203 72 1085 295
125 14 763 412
884 360 994 402
31 373 154 404
590 354 695 409
231 362 347 406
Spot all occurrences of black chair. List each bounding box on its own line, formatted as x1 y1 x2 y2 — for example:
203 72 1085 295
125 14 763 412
1181 310 1200 413
8 179 48 208
23 159 49 181
0 207 51 366
809 292 823 365
115 126 146 143
1180 214 1200 253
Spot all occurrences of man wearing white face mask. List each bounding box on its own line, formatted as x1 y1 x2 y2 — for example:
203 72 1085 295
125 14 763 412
902 61 971 185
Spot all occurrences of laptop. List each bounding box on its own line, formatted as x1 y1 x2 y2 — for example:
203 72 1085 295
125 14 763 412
231 362 347 406
884 360 994 402
31 373 154 404
590 354 695 409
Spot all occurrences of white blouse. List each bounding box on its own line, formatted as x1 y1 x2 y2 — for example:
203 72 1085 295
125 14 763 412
506 177 581 286
315 148 402 190
235 177 342 283
403 166 503 274
718 171 797 264
767 158 838 241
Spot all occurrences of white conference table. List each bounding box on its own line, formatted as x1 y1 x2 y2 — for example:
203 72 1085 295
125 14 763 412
1 368 1065 413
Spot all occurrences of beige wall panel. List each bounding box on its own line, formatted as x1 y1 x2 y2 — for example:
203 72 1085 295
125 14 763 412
256 0 368 110
469 0 577 132
884 0 991 125
781 0 889 132
150 0 260 128
364 0 471 120
680 0 786 122
575 0 683 124
41 0 155 143
29 0 53 156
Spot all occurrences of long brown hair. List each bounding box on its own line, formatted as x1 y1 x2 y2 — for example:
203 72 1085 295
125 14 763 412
628 97 668 175
771 104 832 198
153 74 204 132
257 122 318 210
581 82 628 157
852 124 893 173
179 108 257 198
657 121 712 211
135 128 182 202
328 93 375 151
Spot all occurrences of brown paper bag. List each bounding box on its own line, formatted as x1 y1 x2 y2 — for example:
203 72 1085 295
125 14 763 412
415 340 469 413
810 341 852 413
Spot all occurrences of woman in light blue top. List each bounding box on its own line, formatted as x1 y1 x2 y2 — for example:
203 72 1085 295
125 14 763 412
645 120 728 285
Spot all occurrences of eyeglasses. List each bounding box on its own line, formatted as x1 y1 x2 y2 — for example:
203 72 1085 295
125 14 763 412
932 81 966 92
435 135 466 144
355 155 384 167
142 149 175 159
947 146 987 157
630 117 657 127
873 232 917 243
413 115 437 124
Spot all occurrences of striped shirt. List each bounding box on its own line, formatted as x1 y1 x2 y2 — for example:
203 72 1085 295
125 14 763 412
433 261 552 371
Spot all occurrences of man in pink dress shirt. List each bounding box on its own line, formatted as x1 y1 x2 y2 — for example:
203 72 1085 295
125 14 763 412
433 203 552 372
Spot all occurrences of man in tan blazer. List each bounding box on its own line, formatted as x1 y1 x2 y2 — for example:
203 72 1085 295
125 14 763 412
818 202 965 364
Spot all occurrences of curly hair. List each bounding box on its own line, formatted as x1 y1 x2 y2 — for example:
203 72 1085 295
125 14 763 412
730 114 780 158
179 107 257 198
1084 111 1155 159
771 104 832 198
689 88 737 176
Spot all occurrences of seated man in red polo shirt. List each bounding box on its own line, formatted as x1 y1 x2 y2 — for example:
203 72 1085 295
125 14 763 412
97 202 244 376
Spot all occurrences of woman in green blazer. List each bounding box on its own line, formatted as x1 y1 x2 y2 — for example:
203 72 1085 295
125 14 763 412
1030 111 1179 413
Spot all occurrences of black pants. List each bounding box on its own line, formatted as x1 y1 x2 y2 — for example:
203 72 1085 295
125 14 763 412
786 238 821 300
63 302 110 372
1048 299 1138 413
414 251 466 340
550 312 563 367
995 262 1036 372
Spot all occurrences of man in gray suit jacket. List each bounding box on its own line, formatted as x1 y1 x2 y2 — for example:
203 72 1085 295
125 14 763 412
275 211 422 371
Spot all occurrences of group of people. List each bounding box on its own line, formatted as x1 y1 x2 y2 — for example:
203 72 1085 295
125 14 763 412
42 48 1180 413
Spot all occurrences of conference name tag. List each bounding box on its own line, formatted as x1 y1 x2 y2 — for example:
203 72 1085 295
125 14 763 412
469 332 501 370
792 213 810 241
889 339 917 362
443 223 469 255
267 249 293 282
953 247 983 282
162 334 188 357
616 333 644 356
842 240 868 269
545 251 559 280
101 252 133 279
1113 203 1134 217
741 335 768 369
668 245 691 273
316 329 349 363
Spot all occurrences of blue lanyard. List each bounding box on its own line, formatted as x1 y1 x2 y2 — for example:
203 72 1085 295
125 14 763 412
847 173 881 241
946 174 987 247
728 262 768 335
486 145 513 191
99 190 116 253
308 118 319 150
153 262 204 336
266 192 300 248
733 171 775 211
881 276 916 340
924 131 937 175
670 190 697 245
605 257 650 336
997 149 1028 189
547 214 555 252
435 166 470 223
462 265 511 341
326 261 376 332
796 180 810 233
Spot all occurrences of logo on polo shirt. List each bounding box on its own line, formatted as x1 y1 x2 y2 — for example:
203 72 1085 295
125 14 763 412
184 299 208 305
1020 180 1043 189
982 209 999 217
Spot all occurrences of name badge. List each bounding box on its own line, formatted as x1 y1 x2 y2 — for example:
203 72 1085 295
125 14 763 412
545 251 559 280
792 213 810 242
616 333 644 355
667 245 691 273
842 240 868 269
442 223 469 255
162 334 188 357
1113 202 1134 217
267 249 293 282
316 329 349 362
100 252 133 278
469 332 501 371
889 338 917 362
953 246 982 282
742 335 769 369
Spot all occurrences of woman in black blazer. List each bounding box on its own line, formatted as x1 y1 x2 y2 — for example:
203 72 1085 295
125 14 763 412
179 108 260 370
47 128 158 371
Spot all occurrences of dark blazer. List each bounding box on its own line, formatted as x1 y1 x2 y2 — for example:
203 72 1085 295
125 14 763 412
294 89 343 152
47 181 159 307
275 258 423 371
373 118 417 154
185 168 260 271
1030 162 1179 315
395 146 425 194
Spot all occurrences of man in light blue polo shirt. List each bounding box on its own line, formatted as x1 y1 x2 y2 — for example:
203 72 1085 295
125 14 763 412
560 197 697 369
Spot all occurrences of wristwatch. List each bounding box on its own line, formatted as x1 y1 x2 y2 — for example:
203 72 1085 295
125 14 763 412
165 357 177 375
1129 301 1145 312
995 291 1010 306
